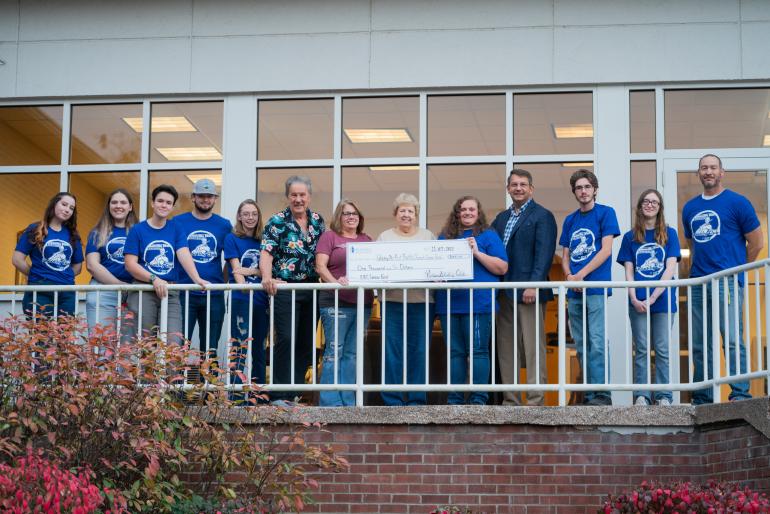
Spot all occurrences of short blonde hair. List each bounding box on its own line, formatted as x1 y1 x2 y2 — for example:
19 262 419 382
392 193 420 216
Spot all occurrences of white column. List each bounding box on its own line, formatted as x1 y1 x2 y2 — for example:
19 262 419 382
594 85 632 405
221 94 257 221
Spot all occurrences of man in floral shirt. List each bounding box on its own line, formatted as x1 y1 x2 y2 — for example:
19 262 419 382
260 175 325 404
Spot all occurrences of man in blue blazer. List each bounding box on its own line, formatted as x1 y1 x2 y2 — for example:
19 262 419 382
491 169 557 406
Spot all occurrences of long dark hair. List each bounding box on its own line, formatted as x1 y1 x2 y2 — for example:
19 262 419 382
233 199 263 240
31 192 80 249
440 195 488 240
91 189 138 248
633 188 668 246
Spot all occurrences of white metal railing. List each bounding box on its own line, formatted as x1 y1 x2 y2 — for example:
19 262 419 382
2 259 768 407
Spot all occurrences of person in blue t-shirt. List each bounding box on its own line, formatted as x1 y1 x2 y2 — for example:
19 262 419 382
682 154 764 405
435 196 508 406
85 189 138 335
13 192 84 318
173 178 233 360
559 169 620 406
617 189 680 407
224 199 269 401
123 184 206 345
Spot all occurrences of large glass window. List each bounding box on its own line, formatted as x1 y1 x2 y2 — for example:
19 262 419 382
70 104 142 164
630 91 655 153
0 106 63 165
342 165 419 238
150 102 224 163
69 171 141 283
665 88 770 149
518 162 595 238
427 94 505 156
258 99 333 160
148 170 222 218
257 167 333 223
514 93 593 155
342 97 419 159
0 173 61 285
630 161 657 221
427 164 505 235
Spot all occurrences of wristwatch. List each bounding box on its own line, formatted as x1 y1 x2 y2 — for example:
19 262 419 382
149 273 157 284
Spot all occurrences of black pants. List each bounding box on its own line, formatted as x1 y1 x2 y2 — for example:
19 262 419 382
271 289 317 401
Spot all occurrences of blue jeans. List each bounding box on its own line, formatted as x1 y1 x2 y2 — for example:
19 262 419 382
86 280 120 335
629 310 673 403
319 305 371 407
181 292 225 357
22 281 76 319
381 301 433 406
567 294 610 403
439 313 491 405
691 281 751 404
230 297 269 386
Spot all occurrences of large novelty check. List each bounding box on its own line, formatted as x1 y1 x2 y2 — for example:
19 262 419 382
346 239 473 282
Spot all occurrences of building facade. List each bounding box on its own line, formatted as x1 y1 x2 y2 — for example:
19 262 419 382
1 0 770 402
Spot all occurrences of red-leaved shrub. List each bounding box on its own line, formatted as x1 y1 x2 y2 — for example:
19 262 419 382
601 480 770 513
0 451 124 514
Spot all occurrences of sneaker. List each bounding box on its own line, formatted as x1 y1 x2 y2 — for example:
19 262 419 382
270 399 297 408
634 396 650 406
657 398 672 406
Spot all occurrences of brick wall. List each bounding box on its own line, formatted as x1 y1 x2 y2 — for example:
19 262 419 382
296 422 769 514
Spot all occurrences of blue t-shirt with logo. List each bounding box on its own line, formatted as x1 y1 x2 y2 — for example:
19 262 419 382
223 233 267 306
173 212 233 295
559 203 620 298
123 220 187 282
15 223 84 285
682 189 759 287
434 228 508 315
86 226 132 283
616 227 681 314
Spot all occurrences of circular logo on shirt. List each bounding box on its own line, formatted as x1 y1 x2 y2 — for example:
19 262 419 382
188 230 217 263
569 228 596 263
42 239 73 272
143 240 175 276
635 242 665 279
240 249 260 283
105 236 126 264
690 210 721 243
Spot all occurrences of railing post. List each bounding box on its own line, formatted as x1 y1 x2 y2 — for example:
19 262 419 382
757 261 770 388
710 278 721 403
558 286 567 407
355 286 365 407
159 291 168 344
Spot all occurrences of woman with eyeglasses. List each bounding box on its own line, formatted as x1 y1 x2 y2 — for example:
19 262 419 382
224 199 268 400
12 192 84 318
315 199 374 406
616 189 680 406
376 193 435 406
85 189 138 334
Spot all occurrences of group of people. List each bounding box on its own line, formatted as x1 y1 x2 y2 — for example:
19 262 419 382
11 153 762 407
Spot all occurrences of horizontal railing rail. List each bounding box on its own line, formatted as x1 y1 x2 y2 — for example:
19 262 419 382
2 258 768 407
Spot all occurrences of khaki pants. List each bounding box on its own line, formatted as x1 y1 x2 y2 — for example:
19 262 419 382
495 292 547 406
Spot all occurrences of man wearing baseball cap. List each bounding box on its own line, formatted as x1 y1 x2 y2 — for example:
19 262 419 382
174 178 233 366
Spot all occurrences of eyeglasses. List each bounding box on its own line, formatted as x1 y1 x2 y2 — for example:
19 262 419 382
574 184 594 191
342 211 359 217
641 199 660 207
